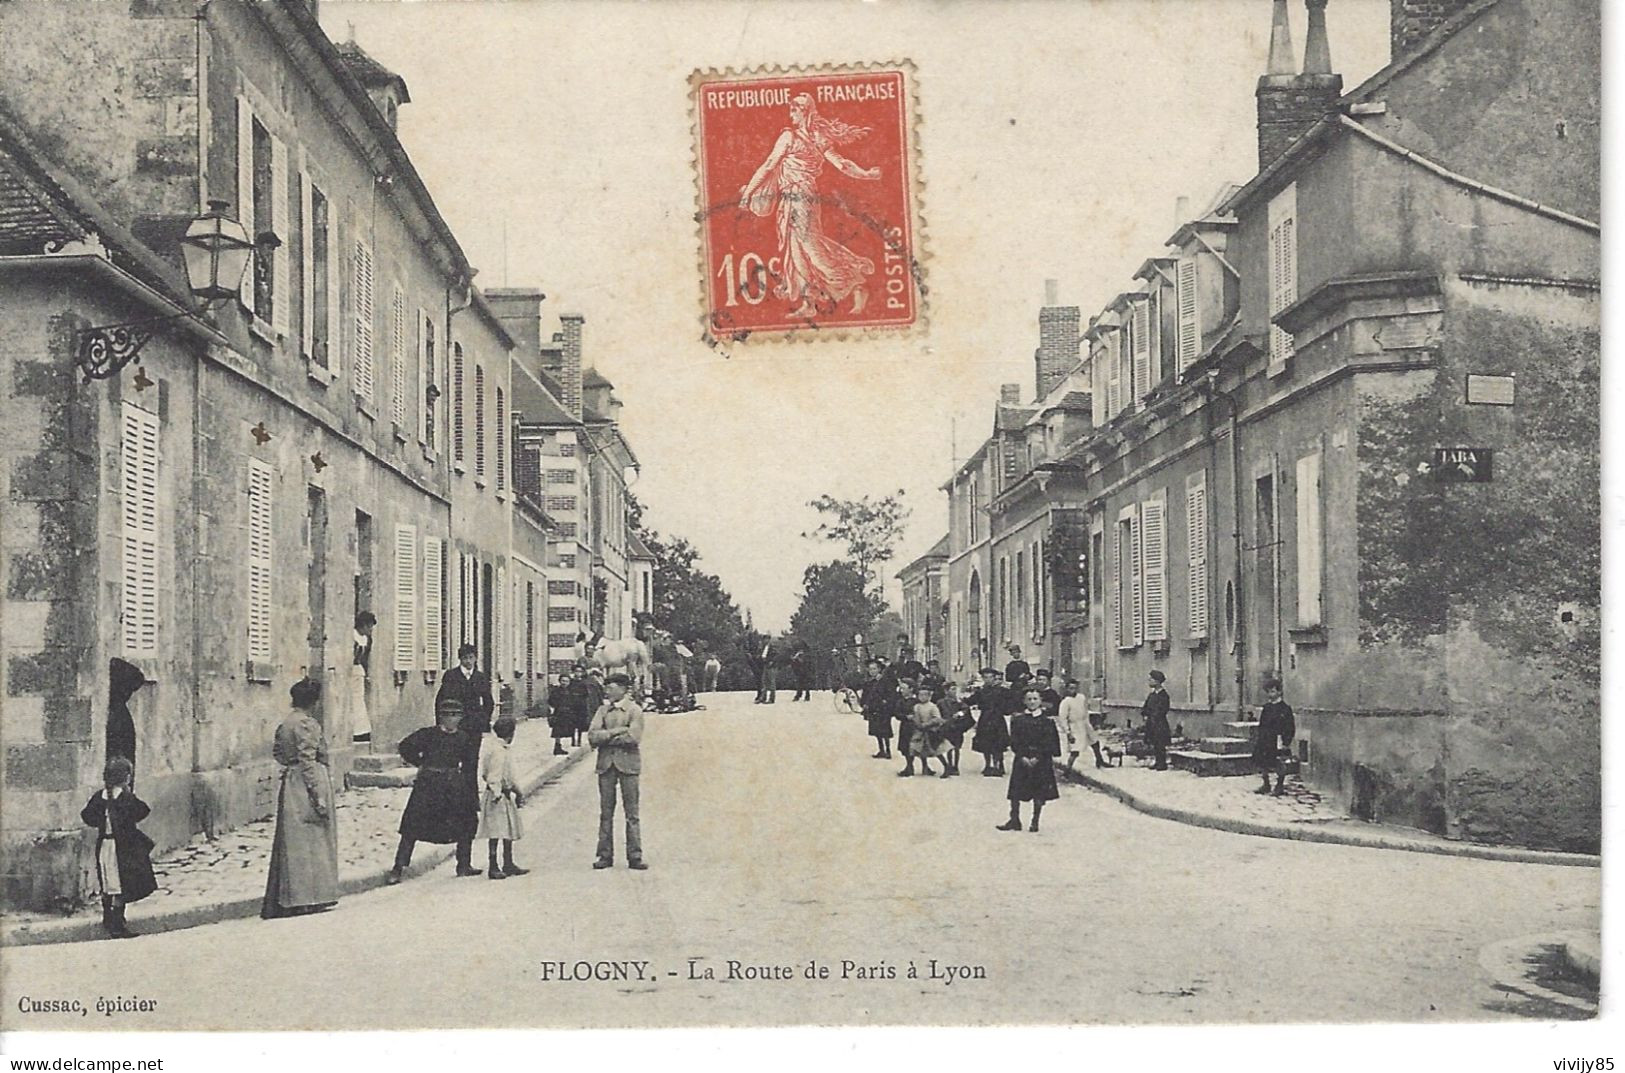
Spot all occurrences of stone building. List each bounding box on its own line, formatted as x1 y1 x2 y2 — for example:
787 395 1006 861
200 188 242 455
896 536 948 665
0 3 599 908
935 0 1599 851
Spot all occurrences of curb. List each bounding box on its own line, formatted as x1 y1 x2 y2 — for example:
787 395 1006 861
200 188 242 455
1559 932 1601 984
1059 765 1600 868
1 744 593 948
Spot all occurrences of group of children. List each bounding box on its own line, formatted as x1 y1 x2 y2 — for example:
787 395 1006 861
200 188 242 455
855 649 1113 834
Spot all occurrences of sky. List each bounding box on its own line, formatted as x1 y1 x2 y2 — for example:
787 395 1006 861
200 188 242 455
322 0 1393 632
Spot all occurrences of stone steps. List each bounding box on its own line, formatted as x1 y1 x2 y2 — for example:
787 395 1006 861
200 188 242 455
1200 736 1253 756
344 767 416 789
350 754 401 773
1167 750 1257 777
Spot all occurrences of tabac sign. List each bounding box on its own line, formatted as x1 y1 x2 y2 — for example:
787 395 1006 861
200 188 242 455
1425 447 1494 483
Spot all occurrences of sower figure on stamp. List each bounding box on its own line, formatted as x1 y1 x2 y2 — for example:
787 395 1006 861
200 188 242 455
388 696 481 883
589 672 647 870
738 93 881 319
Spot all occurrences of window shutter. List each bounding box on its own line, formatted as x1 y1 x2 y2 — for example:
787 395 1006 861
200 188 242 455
394 524 418 672
1142 492 1167 642
269 136 289 335
495 387 506 492
423 535 444 672
495 564 506 675
462 553 476 646
416 307 430 444
1186 472 1209 638
391 288 407 427
326 199 341 380
353 237 374 401
236 96 256 317
247 459 274 664
1296 452 1323 625
1113 514 1129 649
299 171 314 357
475 365 486 480
1132 299 1151 406
1269 184 1298 362
1091 353 1105 427
1176 256 1198 370
120 405 161 658
1106 336 1121 418
1131 505 1144 646
453 344 465 464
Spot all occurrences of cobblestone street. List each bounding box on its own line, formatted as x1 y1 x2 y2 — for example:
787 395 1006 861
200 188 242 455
0 693 1599 1030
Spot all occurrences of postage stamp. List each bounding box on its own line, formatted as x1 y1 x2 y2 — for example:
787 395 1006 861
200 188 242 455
691 62 925 345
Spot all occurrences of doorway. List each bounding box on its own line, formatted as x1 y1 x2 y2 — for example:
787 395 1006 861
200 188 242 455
481 561 495 674
1252 472 1281 692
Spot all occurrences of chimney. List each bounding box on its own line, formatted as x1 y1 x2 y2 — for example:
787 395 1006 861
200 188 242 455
555 314 585 420
1174 195 1191 227
1255 0 1343 171
1035 281 1081 401
1390 0 1476 57
1000 383 1022 405
484 288 547 363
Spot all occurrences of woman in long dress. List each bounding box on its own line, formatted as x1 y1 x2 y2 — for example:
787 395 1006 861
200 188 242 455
738 93 883 319
262 677 339 919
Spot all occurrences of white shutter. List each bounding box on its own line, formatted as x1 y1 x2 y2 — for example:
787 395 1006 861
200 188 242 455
1186 471 1209 639
1176 256 1198 370
391 287 407 427
1131 505 1144 646
327 200 341 380
416 307 430 443
1296 452 1323 626
1106 336 1121 418
120 405 160 658
235 96 256 317
247 459 274 664
496 388 506 492
423 536 444 672
1132 299 1151 407
269 136 289 335
353 237 374 401
394 524 417 672
512 576 522 677
1114 511 1131 649
462 553 475 647
299 171 314 357
1269 183 1298 363
1091 354 1105 427
493 564 505 676
1142 492 1168 642
453 345 465 463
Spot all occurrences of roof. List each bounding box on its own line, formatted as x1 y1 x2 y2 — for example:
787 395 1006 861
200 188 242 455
627 532 656 560
1222 0 1504 217
995 405 1035 431
334 40 411 101
0 103 194 310
940 436 994 489
895 535 951 579
583 367 613 389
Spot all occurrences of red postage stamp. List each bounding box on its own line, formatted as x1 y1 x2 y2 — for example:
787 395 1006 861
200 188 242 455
692 62 924 344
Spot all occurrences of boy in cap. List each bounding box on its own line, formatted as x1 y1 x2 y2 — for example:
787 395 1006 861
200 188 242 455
1142 670 1172 771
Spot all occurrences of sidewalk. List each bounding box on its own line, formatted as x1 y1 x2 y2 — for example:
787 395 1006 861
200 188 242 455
1062 754 1599 868
1 723 590 947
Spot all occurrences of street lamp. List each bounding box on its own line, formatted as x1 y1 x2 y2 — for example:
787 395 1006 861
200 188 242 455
76 198 257 382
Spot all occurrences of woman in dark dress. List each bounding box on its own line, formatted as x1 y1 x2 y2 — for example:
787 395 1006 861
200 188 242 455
549 668 578 755
970 668 1011 776
106 659 145 784
387 697 480 883
997 688 1061 833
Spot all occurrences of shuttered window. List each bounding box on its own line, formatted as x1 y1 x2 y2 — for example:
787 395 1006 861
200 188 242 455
1176 256 1199 370
352 237 375 401
1269 183 1298 363
394 524 418 672
1091 352 1105 427
475 365 487 481
495 387 506 492
417 309 431 444
1106 334 1121 418
269 136 289 336
453 343 465 464
494 564 506 675
1114 511 1133 649
391 287 407 427
299 175 334 371
1141 491 1168 642
1131 298 1151 407
235 96 256 318
1295 452 1323 626
247 459 274 664
1131 506 1144 647
120 404 161 658
1186 471 1209 639
423 535 444 672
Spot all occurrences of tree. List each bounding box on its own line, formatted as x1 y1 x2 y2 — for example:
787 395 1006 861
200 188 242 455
804 491 911 596
627 508 755 688
787 560 886 689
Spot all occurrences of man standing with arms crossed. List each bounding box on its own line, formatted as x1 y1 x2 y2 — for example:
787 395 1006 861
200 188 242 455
589 673 648 870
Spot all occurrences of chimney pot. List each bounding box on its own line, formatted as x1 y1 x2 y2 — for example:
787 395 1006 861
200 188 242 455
1303 0 1333 75
1266 0 1296 75
1000 383 1022 404
1044 278 1059 306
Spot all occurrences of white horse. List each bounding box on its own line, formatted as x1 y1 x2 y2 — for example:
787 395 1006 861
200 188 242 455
590 636 651 695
